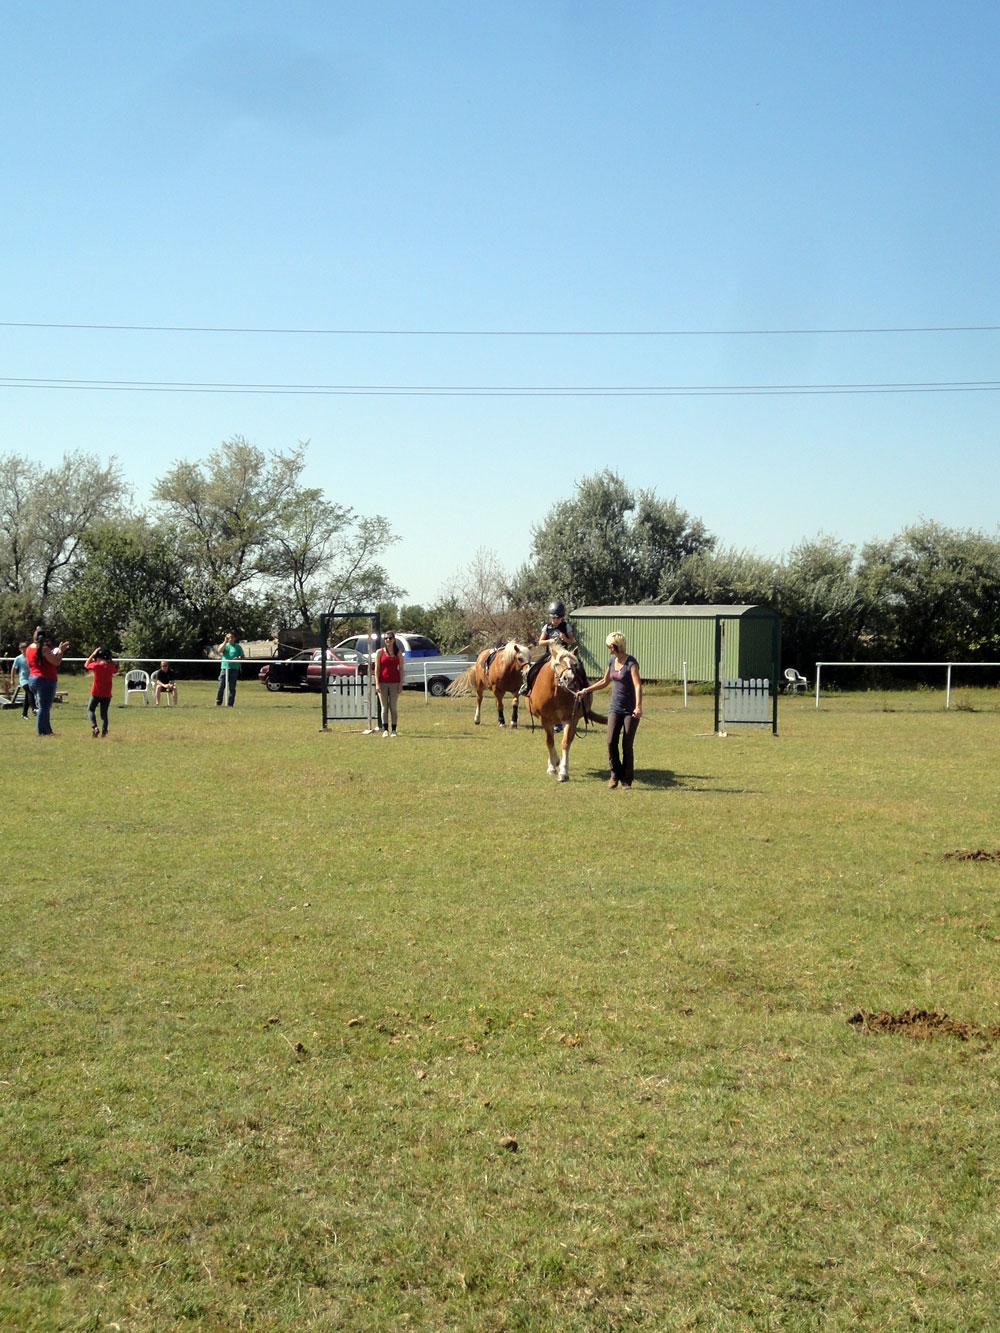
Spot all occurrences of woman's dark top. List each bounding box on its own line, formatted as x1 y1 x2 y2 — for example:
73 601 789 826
608 655 639 713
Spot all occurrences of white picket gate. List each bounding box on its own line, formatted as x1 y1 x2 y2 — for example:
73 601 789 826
326 677 372 721
722 678 772 727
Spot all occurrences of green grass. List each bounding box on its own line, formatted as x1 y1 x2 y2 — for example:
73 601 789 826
3 682 1000 1330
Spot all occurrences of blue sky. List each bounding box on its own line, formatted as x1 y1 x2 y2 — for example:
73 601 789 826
2 2 999 605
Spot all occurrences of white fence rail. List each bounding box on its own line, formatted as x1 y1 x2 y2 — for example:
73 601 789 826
814 661 1000 709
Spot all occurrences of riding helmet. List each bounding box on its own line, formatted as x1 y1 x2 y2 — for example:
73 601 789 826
548 600 565 618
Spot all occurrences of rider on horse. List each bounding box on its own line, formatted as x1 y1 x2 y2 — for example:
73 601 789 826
521 600 576 695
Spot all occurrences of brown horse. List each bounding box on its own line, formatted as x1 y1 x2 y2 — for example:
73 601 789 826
526 642 606 781
447 641 533 727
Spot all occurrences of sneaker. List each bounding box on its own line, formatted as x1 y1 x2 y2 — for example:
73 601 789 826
91 724 100 738
608 776 619 789
382 729 389 738
390 730 397 738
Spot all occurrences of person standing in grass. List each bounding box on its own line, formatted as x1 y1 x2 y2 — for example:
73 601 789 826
26 627 69 737
11 640 36 720
577 631 642 790
215 632 245 707
84 646 119 738
373 631 404 737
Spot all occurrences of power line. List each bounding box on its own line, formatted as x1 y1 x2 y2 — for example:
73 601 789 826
3 376 999 398
2 320 1000 337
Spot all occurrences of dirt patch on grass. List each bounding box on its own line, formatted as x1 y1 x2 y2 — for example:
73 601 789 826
942 848 1000 862
848 1008 1000 1042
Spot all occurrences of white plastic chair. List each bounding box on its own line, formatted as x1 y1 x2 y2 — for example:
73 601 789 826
124 669 151 705
784 667 808 693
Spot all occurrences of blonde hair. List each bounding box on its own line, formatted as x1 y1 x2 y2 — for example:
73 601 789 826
606 632 626 654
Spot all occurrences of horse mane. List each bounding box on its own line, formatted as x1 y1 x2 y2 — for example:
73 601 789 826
498 640 530 671
548 642 577 668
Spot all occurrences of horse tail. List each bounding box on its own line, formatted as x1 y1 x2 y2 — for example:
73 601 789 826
446 663 478 698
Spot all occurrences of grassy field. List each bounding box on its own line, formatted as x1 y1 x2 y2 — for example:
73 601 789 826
3 679 1000 1330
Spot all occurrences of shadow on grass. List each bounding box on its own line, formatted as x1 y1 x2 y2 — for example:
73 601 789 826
582 766 763 794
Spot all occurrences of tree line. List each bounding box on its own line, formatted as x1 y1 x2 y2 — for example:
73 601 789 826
4 446 998 675
0 438 402 658
511 471 1000 676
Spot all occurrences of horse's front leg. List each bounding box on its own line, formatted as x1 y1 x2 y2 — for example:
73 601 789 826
510 694 519 729
544 726 560 775
557 720 577 782
495 690 506 727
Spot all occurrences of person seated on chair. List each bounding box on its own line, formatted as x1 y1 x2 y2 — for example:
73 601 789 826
521 600 576 695
153 660 178 705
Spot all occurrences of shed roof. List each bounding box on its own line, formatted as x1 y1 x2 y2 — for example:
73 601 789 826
572 604 774 619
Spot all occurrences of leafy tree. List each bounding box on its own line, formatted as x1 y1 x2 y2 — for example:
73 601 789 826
58 519 231 658
0 451 129 614
512 470 715 608
661 546 779 605
152 436 303 604
0 591 39 654
858 521 1000 662
152 437 400 639
417 596 472 653
773 536 868 670
60 521 178 652
305 514 401 625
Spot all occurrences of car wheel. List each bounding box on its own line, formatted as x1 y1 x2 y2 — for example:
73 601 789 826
428 677 449 698
265 678 283 692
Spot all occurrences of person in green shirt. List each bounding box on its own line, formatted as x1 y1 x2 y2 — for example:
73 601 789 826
215 632 245 707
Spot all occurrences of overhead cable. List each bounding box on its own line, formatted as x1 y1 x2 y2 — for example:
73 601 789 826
3 376 999 398
2 321 1000 338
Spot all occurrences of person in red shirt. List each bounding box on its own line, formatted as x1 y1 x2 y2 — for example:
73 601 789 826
26 627 69 736
373 631 405 737
84 647 120 738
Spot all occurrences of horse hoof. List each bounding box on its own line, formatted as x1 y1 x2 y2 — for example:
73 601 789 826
557 773 568 782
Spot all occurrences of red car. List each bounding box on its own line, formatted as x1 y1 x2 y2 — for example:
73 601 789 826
261 649 359 692
303 648 364 692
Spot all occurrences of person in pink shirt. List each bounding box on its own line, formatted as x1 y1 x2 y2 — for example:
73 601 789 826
84 647 120 738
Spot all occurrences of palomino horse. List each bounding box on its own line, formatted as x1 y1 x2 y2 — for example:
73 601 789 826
526 642 606 781
447 641 533 727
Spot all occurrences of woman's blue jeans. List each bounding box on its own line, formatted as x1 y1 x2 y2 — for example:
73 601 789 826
33 676 57 735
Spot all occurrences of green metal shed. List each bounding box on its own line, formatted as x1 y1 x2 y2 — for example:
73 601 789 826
571 605 781 684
